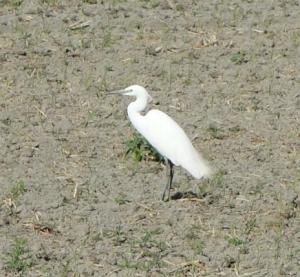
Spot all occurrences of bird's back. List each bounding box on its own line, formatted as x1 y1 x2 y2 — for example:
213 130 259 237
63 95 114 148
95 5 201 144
133 109 211 179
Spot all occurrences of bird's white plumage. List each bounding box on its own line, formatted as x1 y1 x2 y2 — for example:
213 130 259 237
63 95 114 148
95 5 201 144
123 85 211 179
133 109 210 178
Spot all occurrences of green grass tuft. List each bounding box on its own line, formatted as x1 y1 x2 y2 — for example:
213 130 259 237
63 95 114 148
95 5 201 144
6 239 30 272
207 124 225 139
231 50 249 64
10 181 26 199
125 133 164 163
114 193 130 205
227 237 245 246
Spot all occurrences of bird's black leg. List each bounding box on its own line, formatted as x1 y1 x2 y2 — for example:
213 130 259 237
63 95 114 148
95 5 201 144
162 158 174 201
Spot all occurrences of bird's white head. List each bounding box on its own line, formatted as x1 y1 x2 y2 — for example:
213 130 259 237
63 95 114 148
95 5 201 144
109 85 152 103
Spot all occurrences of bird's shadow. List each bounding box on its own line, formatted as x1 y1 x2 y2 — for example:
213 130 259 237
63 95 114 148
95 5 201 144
170 190 207 200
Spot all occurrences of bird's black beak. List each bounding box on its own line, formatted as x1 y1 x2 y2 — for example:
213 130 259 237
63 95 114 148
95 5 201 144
108 89 126 95
108 89 132 96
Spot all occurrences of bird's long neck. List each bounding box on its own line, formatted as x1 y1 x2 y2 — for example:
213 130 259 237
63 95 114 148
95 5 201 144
127 95 148 115
127 96 148 131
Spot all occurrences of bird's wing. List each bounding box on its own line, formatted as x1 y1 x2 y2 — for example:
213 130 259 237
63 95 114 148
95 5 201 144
139 109 211 178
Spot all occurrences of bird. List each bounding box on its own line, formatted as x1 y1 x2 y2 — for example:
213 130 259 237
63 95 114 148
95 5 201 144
109 85 212 201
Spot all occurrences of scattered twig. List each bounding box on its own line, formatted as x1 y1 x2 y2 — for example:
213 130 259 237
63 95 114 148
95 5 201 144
252 28 264 33
33 105 47 118
165 0 176 10
240 270 269 276
73 183 78 198
167 259 206 274
69 21 90 30
23 223 56 235
3 198 16 209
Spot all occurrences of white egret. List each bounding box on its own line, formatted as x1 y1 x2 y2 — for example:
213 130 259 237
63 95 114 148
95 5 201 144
110 85 212 201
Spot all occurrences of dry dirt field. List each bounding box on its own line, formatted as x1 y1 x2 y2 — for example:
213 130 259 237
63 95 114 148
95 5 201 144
0 0 299 276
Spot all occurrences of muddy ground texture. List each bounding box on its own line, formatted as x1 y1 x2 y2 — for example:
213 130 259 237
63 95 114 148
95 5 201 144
1 0 300 276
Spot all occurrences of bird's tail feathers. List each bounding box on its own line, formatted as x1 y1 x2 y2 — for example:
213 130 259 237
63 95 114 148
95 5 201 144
189 152 212 179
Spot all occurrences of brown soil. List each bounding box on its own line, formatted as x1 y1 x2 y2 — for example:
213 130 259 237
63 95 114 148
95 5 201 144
0 0 299 276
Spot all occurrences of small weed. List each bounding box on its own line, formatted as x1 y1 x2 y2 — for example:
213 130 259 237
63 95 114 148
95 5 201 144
118 227 167 272
105 65 113 72
102 31 113 48
201 169 226 190
150 0 159 8
2 0 23 8
132 57 140 63
119 256 139 269
39 0 59 6
176 4 185 12
109 0 127 6
207 124 225 139
112 225 127 245
227 237 245 246
82 74 94 92
211 170 226 186
6 239 30 272
114 193 130 205
186 225 205 255
83 0 97 3
244 217 257 235
125 133 164 163
274 232 282 259
120 251 165 272
83 110 97 127
228 125 241 133
183 78 192 86
251 96 261 111
10 181 26 199
192 239 205 255
235 102 246 112
139 228 163 247
141 253 165 271
186 225 199 240
98 73 108 93
231 50 249 64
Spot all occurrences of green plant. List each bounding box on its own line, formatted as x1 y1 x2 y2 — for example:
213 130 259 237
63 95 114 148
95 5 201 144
109 0 127 6
231 50 248 64
119 228 166 272
150 0 159 8
186 225 205 255
10 181 26 199
201 169 226 191
192 239 205 255
114 193 130 205
183 78 192 86
228 125 241 133
3 0 23 8
207 124 225 139
83 0 97 3
39 0 59 5
139 228 163 247
176 4 185 12
102 30 113 48
112 225 127 245
119 256 140 269
6 239 30 272
227 237 244 246
211 170 226 186
125 133 164 163
244 217 257 235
